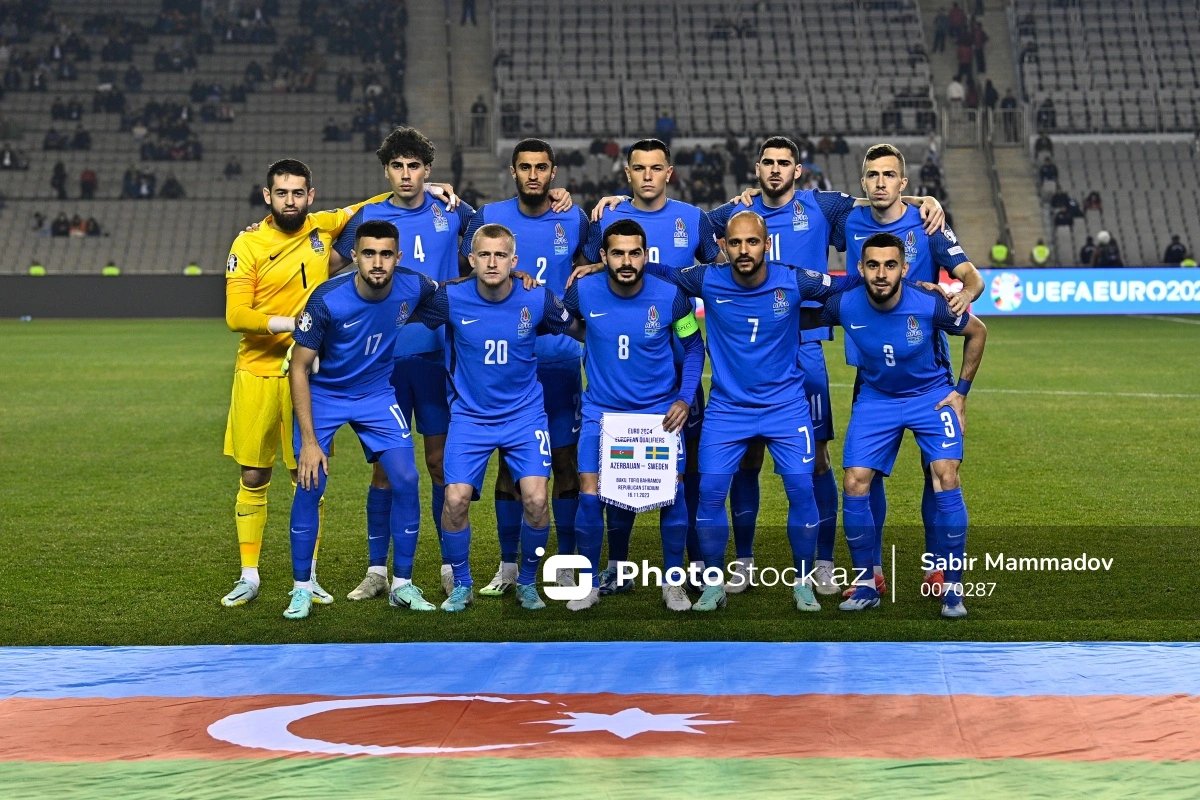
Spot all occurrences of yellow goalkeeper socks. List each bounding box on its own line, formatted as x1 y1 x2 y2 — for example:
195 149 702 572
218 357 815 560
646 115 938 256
235 481 269 582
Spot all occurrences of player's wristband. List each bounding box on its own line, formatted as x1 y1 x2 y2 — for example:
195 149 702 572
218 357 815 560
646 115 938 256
955 379 972 396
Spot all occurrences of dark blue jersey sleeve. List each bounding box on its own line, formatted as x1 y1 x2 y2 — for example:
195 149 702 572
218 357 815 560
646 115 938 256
562 282 582 319
333 206 365 261
672 262 707 296
536 286 574 335
696 211 722 262
707 201 736 238
931 291 971 334
453 202 476 241
793 265 840 301
573 208 590 260
677 330 705 405
931 226 972 271
294 291 332 351
813 190 856 251
583 219 603 263
670 286 693 323
459 207 486 260
819 291 843 328
416 284 451 329
398 267 438 308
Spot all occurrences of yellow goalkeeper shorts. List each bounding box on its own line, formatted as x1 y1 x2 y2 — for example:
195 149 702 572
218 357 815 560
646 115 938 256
223 370 297 470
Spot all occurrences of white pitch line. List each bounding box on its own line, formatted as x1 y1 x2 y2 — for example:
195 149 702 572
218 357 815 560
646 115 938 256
1141 315 1200 326
829 383 1200 399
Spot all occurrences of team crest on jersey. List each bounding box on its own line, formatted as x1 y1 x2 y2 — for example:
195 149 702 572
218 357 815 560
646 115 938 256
791 200 809 231
396 301 411 326
298 311 312 332
645 304 662 338
772 287 790 317
226 254 238 274
904 229 918 261
673 217 688 248
432 204 450 232
553 222 569 256
517 306 533 338
308 231 325 254
906 314 923 346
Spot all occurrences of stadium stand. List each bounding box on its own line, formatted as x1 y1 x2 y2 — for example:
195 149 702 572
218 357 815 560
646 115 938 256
0 0 403 273
492 0 937 139
1011 0 1200 265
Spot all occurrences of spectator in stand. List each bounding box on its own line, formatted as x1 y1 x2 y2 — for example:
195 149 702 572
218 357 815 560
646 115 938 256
990 239 1012 266
947 76 965 105
972 19 988 74
322 116 343 142
1034 133 1053 157
955 36 973 81
1031 238 1051 266
223 155 242 179
336 70 354 102
947 2 966 41
86 216 101 236
1038 156 1058 187
461 0 476 26
124 64 143 92
1092 230 1123 267
51 161 67 199
80 168 98 199
50 212 70 236
1000 87 1018 140
43 128 67 150
1079 235 1096 266
69 214 87 238
1053 206 1073 227
933 7 949 53
470 94 488 146
1084 191 1102 211
71 124 91 150
964 77 978 109
983 78 998 111
159 172 185 199
833 134 850 155
136 169 156 198
460 181 485 208
654 109 676 147
51 96 67 120
1036 98 1057 131
249 182 267 208
1 142 26 170
1163 234 1188 266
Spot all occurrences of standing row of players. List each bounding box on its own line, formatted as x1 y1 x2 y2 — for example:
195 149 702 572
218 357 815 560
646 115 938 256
220 127 987 618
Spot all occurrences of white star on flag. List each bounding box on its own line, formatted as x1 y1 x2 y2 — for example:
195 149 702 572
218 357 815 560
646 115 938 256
526 707 732 739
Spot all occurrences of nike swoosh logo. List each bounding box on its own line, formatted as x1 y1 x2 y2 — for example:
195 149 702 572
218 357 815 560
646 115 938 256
461 318 479 325
734 510 754 517
941 441 956 448
236 512 254 517
343 320 363 328
854 234 869 241
402 432 412 439
849 323 867 329
714 298 732 304
571 425 581 433
589 311 607 318
269 252 281 260
542 460 552 466
404 528 419 535
687 418 701 428
802 456 815 463
805 522 818 528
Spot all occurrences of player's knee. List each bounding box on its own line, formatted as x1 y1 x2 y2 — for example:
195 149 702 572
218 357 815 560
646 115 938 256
369 460 391 490
578 473 599 495
442 488 472 530
240 466 271 488
843 468 874 496
698 473 733 506
929 460 961 492
781 472 814 501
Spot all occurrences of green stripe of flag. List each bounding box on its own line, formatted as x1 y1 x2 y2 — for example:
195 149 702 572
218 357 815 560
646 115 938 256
4 758 1199 800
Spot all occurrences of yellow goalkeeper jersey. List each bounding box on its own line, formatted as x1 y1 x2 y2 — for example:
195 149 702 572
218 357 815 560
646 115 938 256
224 194 388 376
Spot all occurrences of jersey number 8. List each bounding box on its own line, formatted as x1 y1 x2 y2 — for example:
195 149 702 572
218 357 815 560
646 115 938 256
618 334 629 359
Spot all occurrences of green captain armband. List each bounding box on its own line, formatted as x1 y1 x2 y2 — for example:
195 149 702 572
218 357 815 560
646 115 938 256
673 311 700 338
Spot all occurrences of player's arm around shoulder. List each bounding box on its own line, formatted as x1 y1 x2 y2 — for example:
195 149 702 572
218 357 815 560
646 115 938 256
414 282 452 330
224 234 286 335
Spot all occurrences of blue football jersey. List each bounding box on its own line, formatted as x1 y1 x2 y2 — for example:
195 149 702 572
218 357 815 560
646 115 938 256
583 199 721 268
417 279 574 421
461 198 588 363
650 261 842 408
821 282 969 398
563 272 694 412
293 268 437 392
710 190 856 342
334 194 474 358
843 205 970 367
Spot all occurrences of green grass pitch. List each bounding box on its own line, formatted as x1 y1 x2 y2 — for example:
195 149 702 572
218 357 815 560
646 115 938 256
1 315 1197 645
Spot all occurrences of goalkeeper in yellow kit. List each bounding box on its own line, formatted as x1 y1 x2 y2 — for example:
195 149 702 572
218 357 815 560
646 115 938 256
221 158 389 607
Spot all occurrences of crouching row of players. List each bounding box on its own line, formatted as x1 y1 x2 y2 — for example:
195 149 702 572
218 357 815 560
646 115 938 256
282 211 985 620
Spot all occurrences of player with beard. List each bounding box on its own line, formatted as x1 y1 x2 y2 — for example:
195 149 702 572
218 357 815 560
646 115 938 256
821 232 987 618
711 137 944 598
586 139 722 594
459 139 590 597
220 158 389 608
